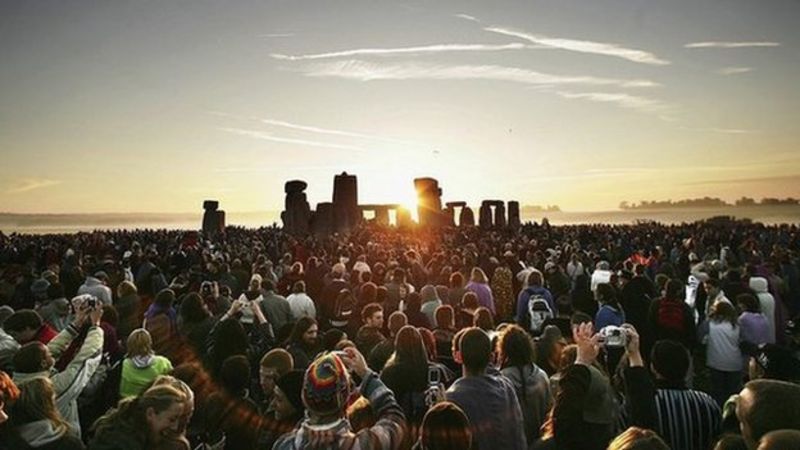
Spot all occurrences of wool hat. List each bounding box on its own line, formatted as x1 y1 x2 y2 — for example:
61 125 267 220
302 353 351 416
276 370 306 412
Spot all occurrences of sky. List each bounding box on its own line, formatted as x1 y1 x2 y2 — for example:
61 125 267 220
1 0 799 214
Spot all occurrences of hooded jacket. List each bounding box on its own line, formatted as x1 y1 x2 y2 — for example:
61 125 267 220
13 324 103 437
120 353 173 398
15 419 84 450
501 363 552 444
0 328 20 372
749 277 776 343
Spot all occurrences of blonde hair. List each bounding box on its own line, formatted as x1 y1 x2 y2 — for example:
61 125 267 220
117 280 138 298
93 384 187 437
16 377 70 435
151 375 194 405
127 328 153 357
470 267 488 284
608 427 669 450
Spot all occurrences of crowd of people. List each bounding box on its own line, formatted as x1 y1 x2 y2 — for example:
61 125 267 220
0 217 798 450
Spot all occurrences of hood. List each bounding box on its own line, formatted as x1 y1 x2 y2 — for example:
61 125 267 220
291 418 350 449
131 354 155 369
0 329 21 352
420 285 440 303
749 277 769 294
17 419 65 446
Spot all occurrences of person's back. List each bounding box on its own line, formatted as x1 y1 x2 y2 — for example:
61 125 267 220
500 363 551 443
649 281 696 349
273 350 405 450
651 340 721 450
261 281 293 333
749 277 776 343
445 328 526 450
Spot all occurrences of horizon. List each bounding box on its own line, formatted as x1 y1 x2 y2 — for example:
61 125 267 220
2 1 799 214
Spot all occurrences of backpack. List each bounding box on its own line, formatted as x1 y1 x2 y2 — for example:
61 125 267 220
657 299 686 335
527 290 553 334
330 290 355 328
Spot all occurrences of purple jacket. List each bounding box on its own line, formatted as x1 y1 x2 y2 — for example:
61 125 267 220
738 312 770 346
466 282 495 316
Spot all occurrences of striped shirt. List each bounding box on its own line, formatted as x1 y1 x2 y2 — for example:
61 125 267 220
655 388 721 450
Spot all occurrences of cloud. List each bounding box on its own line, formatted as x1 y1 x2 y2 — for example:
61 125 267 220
683 174 800 186
219 127 366 152
685 41 780 48
270 42 539 61
260 33 295 38
716 67 753 75
259 118 415 145
485 26 670 65
555 91 668 113
301 59 660 88
7 178 62 194
454 13 480 23
680 126 759 134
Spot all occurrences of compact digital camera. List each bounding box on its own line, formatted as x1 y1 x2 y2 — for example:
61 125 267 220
599 326 627 348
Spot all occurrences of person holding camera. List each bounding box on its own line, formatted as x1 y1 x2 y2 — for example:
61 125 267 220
12 296 105 437
272 348 406 450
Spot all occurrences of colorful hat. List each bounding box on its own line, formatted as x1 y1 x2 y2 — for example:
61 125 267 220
302 353 350 416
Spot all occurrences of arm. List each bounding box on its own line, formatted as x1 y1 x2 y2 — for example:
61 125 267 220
620 324 657 430
47 303 90 359
52 308 105 403
341 348 407 450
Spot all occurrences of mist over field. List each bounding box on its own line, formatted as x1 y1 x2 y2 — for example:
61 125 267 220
2 205 797 234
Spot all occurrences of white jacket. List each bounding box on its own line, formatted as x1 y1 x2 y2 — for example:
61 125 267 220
749 277 776 343
14 324 103 437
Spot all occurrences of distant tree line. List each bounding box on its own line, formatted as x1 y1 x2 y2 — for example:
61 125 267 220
619 196 800 210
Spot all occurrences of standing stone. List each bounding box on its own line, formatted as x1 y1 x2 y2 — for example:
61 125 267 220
202 200 224 234
445 201 467 227
414 177 443 228
444 205 456 227
282 180 311 235
374 206 390 225
311 202 334 236
479 201 493 229
508 201 521 229
494 202 507 228
396 207 413 229
333 172 359 233
460 207 475 227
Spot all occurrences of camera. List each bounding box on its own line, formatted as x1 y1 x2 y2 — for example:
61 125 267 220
599 326 627 348
200 281 213 297
86 297 97 309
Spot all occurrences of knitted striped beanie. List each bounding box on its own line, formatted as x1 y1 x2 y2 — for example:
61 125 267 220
302 353 351 415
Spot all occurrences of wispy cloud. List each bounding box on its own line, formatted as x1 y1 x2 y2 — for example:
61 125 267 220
7 178 62 194
219 127 366 152
685 41 780 48
485 26 670 65
716 67 753 75
259 118 414 145
270 43 538 61
454 13 480 23
260 33 295 38
555 91 668 113
301 59 660 88
683 174 800 186
680 126 759 134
